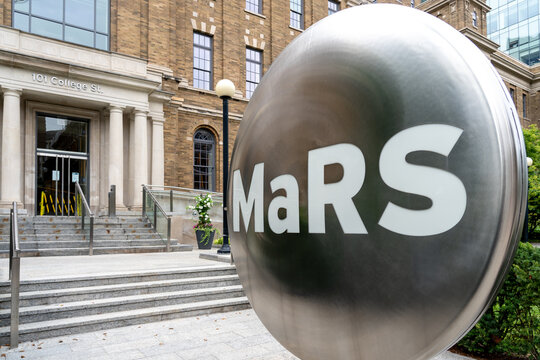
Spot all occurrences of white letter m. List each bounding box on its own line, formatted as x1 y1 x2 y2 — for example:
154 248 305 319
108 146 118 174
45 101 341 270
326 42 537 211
232 163 264 232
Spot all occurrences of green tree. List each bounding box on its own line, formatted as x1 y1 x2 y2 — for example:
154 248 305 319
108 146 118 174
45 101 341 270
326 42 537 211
523 125 540 240
458 242 540 359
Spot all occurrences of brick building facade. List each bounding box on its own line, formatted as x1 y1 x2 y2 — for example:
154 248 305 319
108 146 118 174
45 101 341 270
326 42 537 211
0 0 537 214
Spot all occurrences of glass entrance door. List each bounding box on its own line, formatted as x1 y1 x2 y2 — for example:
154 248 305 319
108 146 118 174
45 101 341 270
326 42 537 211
36 113 89 216
37 153 87 216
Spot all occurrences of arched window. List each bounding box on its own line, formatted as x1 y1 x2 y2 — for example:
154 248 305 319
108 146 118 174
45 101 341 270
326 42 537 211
193 129 216 191
472 10 478 27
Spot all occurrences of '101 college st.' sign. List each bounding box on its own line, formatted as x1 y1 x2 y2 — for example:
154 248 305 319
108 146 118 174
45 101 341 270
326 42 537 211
229 5 528 360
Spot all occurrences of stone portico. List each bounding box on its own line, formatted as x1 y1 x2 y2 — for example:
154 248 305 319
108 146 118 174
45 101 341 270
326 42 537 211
0 26 171 215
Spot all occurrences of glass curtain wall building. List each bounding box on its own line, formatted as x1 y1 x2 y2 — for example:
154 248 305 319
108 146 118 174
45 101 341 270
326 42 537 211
12 0 110 50
487 0 540 65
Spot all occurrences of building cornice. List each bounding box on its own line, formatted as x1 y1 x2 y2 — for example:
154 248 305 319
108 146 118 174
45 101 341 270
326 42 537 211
0 26 151 79
490 51 534 84
417 0 450 14
460 28 499 55
176 102 243 122
147 63 174 77
177 83 248 102
149 89 174 103
0 50 161 92
467 0 491 12
419 0 490 13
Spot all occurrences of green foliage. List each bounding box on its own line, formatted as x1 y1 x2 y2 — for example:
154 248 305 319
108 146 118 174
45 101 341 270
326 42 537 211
214 237 223 245
523 125 540 240
458 242 540 359
187 193 216 245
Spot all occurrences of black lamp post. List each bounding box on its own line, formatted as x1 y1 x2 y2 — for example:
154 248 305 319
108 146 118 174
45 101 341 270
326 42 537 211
216 79 235 254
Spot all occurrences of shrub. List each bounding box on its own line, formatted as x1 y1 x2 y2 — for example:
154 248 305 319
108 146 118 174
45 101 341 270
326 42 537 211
458 242 540 359
523 125 540 240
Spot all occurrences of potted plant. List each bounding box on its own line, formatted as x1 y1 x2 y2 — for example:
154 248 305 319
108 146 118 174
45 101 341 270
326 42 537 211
188 193 217 249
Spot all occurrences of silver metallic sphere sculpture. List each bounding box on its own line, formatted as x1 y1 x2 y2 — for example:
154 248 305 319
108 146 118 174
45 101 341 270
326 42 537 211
229 5 527 360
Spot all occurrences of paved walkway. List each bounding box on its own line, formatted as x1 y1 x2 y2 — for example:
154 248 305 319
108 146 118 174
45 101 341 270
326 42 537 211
0 309 472 360
0 251 473 359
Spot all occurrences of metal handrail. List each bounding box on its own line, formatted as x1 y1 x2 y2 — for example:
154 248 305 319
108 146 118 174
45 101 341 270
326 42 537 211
9 202 20 349
75 182 94 255
145 185 223 203
142 185 171 251
146 186 223 215
145 184 222 195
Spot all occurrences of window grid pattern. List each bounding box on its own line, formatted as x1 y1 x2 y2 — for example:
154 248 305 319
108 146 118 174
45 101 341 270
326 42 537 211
193 33 213 90
328 1 338 15
193 129 215 191
246 48 262 99
523 94 528 117
246 0 262 14
487 0 540 65
12 0 109 50
290 0 303 29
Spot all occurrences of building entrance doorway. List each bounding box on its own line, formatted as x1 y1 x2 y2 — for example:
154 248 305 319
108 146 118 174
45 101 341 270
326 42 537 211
36 113 89 216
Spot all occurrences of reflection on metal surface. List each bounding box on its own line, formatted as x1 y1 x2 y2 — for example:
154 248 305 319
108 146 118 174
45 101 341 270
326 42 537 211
229 4 527 360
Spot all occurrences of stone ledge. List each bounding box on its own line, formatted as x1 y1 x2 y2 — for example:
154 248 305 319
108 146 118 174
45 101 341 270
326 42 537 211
199 252 232 264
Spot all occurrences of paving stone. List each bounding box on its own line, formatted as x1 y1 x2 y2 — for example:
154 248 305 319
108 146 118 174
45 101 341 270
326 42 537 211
229 333 277 350
141 351 183 359
179 342 233 360
106 349 147 360
0 309 473 360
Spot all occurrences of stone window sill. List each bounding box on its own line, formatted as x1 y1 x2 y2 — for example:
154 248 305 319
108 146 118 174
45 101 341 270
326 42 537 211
289 25 304 32
244 9 266 19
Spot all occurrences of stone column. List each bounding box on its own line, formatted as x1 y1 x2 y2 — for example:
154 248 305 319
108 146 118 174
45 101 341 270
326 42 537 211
108 105 125 209
0 88 22 206
151 117 165 186
129 109 148 208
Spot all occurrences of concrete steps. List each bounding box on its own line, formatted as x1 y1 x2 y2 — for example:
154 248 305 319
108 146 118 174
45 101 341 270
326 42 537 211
0 275 240 306
3 245 191 257
0 213 189 256
0 265 250 344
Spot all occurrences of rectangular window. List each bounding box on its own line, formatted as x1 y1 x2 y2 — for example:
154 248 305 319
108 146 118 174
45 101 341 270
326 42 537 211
290 0 303 29
246 48 262 99
193 32 213 91
328 1 339 15
12 0 109 50
523 93 527 118
509 87 515 102
246 0 262 14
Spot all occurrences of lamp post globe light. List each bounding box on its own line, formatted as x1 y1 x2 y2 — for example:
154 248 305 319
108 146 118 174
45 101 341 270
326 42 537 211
216 79 235 254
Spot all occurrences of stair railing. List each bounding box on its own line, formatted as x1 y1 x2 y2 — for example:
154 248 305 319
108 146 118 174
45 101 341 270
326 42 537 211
9 202 20 349
75 182 94 255
142 185 171 252
144 185 223 213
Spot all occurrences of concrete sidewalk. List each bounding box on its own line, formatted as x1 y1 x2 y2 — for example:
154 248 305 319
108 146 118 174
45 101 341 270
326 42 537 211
0 252 473 359
0 309 472 360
